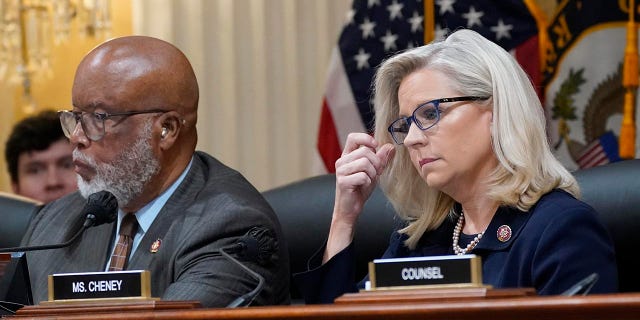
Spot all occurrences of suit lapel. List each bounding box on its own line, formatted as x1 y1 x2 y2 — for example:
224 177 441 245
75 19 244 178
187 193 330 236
128 207 179 269
70 222 116 270
128 154 205 269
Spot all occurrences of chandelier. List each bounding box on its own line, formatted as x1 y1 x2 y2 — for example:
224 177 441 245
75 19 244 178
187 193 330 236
0 0 111 107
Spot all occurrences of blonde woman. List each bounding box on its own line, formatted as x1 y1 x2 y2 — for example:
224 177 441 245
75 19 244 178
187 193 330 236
296 29 617 303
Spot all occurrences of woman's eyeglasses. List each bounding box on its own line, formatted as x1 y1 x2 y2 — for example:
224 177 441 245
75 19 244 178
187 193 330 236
387 96 490 144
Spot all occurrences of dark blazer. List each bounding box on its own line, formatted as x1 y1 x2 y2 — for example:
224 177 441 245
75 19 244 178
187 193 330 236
21 151 290 307
295 190 618 304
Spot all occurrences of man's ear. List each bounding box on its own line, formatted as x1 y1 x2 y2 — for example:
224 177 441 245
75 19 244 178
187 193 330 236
157 111 182 149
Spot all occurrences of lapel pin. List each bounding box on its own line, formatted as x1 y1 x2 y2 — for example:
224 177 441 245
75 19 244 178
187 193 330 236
150 238 162 253
497 225 512 242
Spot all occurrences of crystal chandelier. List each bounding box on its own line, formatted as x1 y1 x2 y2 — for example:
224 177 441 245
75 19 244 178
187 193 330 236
0 0 111 107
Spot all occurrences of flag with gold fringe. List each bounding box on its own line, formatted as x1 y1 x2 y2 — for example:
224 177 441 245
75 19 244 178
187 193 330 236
544 0 637 169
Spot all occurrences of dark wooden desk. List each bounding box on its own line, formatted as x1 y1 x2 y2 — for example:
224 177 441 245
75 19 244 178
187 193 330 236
334 286 536 304
12 292 640 320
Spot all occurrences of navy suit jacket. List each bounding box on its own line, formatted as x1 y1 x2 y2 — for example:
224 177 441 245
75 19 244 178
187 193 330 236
295 190 618 303
21 151 290 307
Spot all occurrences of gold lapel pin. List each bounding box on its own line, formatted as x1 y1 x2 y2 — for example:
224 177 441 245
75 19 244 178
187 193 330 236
150 238 162 253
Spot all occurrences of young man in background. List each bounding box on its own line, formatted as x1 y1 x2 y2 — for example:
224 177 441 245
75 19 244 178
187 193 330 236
5 110 77 203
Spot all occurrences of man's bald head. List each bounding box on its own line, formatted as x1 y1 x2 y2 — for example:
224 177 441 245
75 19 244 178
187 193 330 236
74 36 198 130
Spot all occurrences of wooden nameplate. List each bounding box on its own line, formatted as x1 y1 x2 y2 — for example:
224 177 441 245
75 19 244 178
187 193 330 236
335 287 536 304
368 254 483 290
48 270 151 302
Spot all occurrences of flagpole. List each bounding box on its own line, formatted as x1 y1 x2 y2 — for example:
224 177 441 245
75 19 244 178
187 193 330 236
424 0 434 43
621 0 638 159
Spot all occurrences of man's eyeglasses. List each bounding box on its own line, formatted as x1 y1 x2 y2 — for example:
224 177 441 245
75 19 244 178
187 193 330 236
59 109 167 142
387 96 490 145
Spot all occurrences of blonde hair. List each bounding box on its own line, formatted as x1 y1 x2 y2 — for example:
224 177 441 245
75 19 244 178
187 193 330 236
373 29 579 249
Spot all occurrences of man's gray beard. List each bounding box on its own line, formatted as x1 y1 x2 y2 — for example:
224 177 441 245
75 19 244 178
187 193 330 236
74 121 160 207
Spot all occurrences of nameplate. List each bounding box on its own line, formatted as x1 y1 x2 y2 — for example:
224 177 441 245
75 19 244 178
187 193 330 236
368 254 483 290
48 270 151 302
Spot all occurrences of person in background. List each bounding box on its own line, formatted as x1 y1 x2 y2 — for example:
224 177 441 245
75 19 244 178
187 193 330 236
21 35 290 307
295 29 617 303
5 110 77 203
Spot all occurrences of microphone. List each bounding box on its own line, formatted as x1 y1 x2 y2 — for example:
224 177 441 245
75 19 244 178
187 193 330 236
0 191 118 253
222 227 277 308
81 191 118 228
561 273 599 296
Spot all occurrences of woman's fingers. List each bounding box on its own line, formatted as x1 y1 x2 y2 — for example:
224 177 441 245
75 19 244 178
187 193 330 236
377 143 396 171
336 133 390 179
341 132 377 155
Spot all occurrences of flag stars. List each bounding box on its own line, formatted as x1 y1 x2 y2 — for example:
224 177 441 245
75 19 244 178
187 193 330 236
346 8 356 25
354 48 371 70
387 0 404 21
368 0 380 8
360 17 376 39
408 11 423 32
491 19 513 40
436 0 455 15
462 6 484 28
380 30 399 51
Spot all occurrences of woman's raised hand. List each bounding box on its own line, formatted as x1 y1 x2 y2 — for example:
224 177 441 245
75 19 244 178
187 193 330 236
324 133 395 262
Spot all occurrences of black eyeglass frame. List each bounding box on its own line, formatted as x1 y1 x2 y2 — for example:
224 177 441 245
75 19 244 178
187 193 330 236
387 96 490 145
58 109 167 142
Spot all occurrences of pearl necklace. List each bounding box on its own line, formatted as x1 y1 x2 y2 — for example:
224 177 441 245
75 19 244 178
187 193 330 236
452 213 485 255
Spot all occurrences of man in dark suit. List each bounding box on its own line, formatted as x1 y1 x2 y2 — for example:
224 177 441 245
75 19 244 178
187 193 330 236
20 36 290 307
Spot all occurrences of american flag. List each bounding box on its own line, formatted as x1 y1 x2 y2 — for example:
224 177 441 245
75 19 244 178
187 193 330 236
316 0 541 172
576 131 622 169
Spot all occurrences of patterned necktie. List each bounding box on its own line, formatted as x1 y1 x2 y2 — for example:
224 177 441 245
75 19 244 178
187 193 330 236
108 213 138 271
